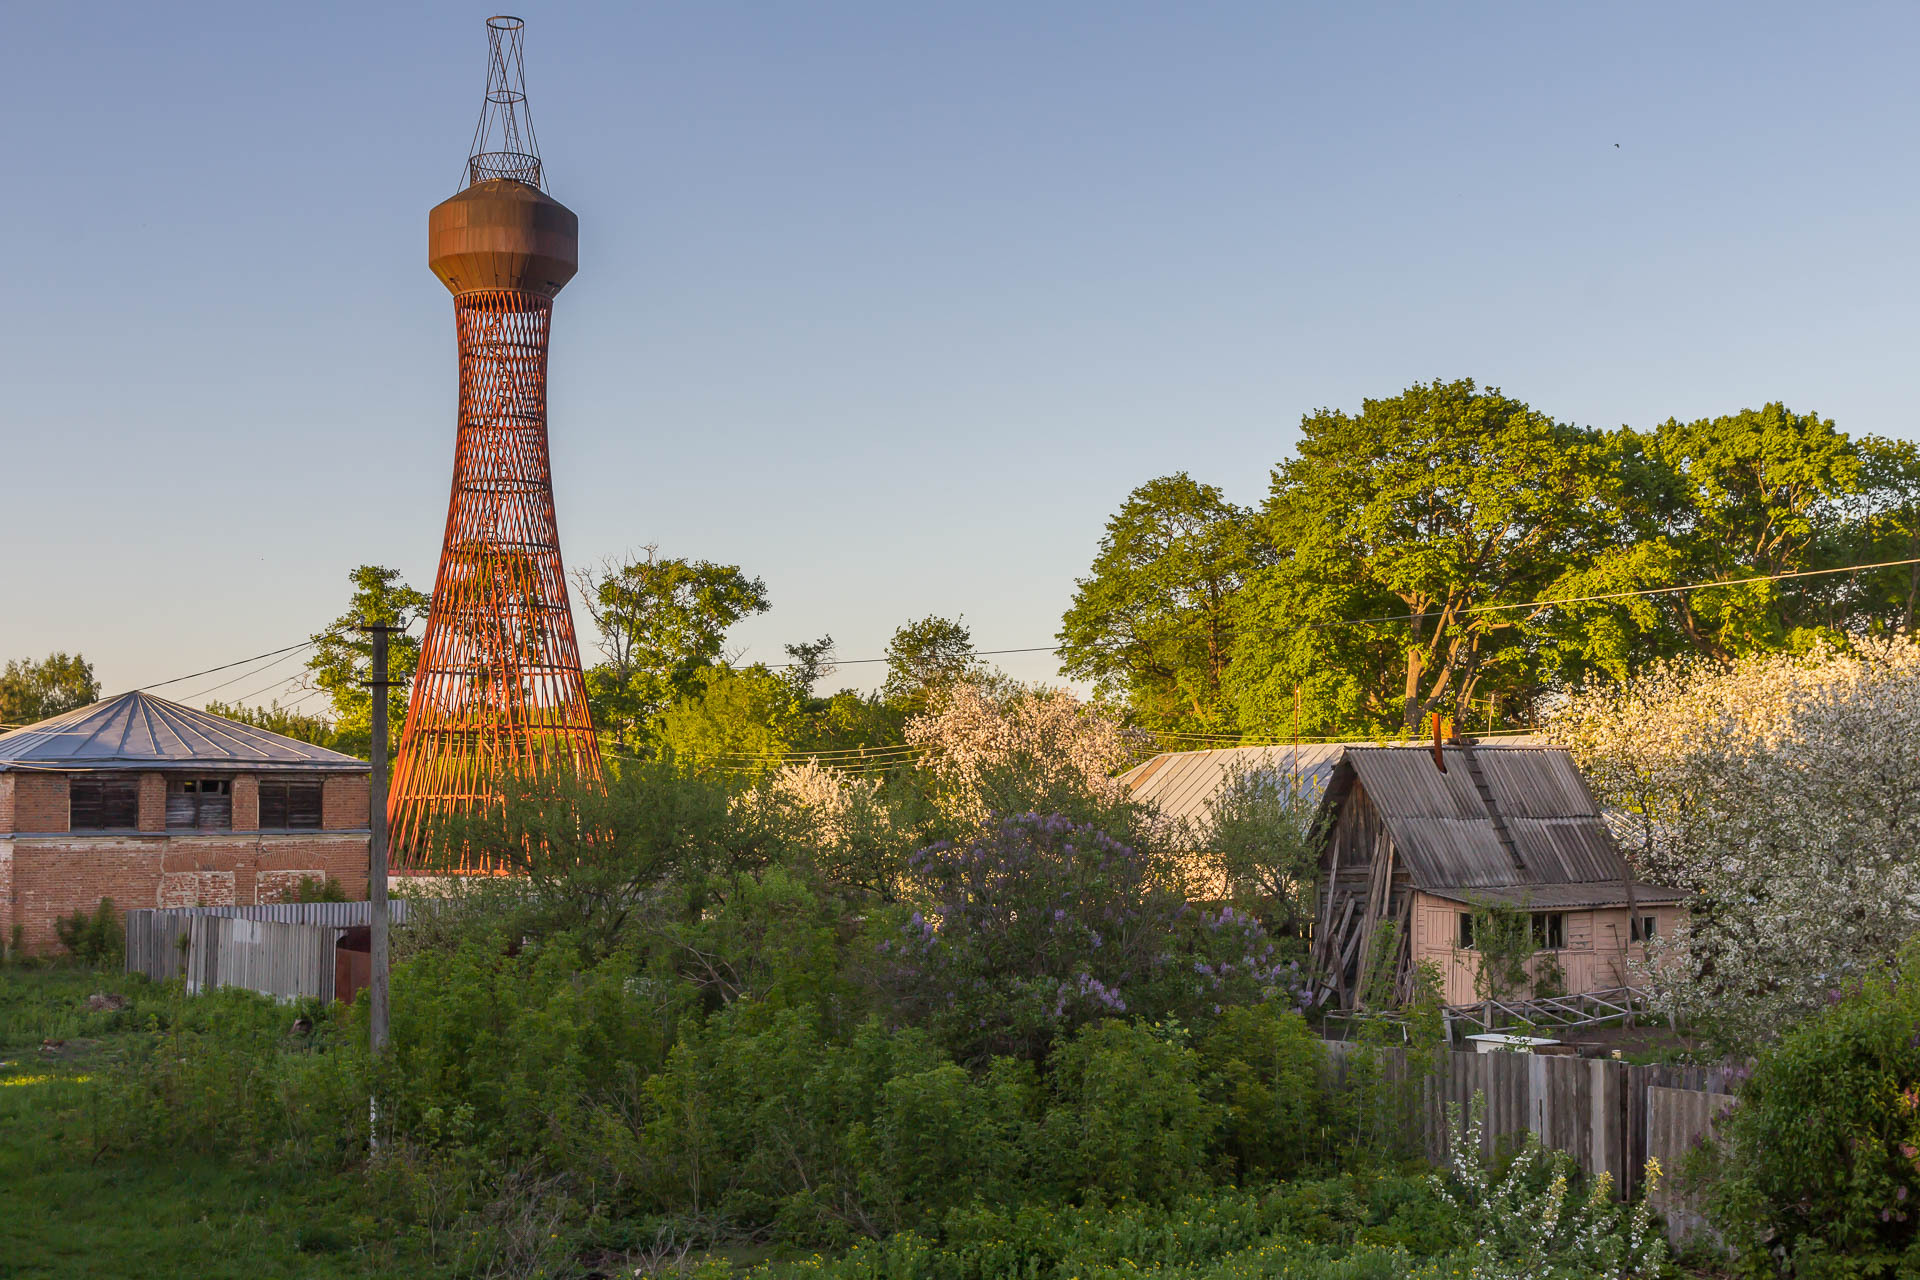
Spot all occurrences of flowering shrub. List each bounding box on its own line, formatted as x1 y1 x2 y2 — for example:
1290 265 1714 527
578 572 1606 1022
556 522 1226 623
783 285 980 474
877 813 1306 1062
1433 1092 1668 1279
1550 637 1920 1048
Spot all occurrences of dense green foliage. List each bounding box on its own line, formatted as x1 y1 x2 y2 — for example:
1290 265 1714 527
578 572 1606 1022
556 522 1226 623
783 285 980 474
305 564 431 757
1701 942 1920 1276
52 897 122 968
1056 473 1272 733
0 650 98 726
1064 379 1920 736
576 548 773 751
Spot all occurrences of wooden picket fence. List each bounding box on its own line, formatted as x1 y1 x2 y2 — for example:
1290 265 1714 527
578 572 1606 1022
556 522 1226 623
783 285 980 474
1325 1040 1739 1223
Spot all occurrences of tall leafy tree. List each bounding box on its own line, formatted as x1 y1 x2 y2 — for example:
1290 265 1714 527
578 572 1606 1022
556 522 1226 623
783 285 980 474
882 615 980 710
1058 473 1271 731
0 652 99 727
654 664 805 769
307 565 431 757
1537 404 1875 676
574 548 770 750
1229 378 1617 735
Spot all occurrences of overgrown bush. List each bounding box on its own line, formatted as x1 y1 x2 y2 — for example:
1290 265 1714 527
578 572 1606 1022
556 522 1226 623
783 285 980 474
53 897 121 969
1039 1020 1215 1203
1701 941 1920 1275
287 875 349 903
1198 1002 1328 1180
877 813 1304 1064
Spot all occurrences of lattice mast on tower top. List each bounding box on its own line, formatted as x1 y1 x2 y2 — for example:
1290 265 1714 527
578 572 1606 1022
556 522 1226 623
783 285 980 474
389 15 602 867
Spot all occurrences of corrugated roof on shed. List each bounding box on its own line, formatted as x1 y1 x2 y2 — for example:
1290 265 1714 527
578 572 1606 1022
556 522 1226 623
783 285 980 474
0 691 365 772
1119 738 1542 831
1341 746 1637 891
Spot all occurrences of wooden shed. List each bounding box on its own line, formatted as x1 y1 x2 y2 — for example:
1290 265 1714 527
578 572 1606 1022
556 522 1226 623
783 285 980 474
1310 744 1686 1009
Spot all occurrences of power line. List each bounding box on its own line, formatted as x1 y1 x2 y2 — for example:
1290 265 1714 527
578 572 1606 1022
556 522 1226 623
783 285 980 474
1313 555 1920 630
134 641 318 694
184 643 315 702
759 644 1062 671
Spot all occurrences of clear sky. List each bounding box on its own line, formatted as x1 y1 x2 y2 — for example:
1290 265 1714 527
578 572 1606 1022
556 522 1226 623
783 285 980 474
5 2 1918 709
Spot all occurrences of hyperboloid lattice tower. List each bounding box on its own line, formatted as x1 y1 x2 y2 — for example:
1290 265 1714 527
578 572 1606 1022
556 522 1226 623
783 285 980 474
390 15 602 865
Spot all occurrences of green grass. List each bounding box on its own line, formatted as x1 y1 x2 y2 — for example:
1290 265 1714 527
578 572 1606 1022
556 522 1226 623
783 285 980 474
0 962 447 1279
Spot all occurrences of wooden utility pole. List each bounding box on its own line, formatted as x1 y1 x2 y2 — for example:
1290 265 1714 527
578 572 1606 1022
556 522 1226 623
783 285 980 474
368 624 391 1058
357 621 403 1150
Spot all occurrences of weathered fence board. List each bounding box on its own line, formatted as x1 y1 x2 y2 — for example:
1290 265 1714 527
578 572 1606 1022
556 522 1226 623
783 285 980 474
1647 1086 1735 1245
1326 1039 1737 1215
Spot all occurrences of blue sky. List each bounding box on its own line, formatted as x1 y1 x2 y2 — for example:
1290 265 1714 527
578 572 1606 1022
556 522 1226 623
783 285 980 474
5 2 1918 707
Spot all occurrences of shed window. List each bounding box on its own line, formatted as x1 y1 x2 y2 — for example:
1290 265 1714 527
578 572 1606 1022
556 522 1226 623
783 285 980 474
1630 914 1657 943
167 777 232 830
1530 912 1565 951
69 776 140 830
1457 912 1474 949
258 779 323 830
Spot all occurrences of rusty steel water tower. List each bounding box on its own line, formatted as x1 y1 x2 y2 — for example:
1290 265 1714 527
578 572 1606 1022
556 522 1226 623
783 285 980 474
389 15 602 865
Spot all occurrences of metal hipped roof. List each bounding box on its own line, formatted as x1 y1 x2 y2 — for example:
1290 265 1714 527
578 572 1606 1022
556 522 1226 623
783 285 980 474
1340 746 1627 890
0 691 366 773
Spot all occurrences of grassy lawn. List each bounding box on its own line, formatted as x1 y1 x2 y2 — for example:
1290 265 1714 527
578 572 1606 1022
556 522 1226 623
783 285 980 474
0 963 445 1279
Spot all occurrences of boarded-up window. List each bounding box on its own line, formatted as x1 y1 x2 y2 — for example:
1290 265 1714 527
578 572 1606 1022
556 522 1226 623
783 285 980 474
167 778 232 830
69 776 140 830
258 779 323 830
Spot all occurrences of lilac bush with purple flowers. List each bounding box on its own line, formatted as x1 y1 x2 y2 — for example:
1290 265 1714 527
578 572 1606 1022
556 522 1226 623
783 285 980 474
876 812 1310 1062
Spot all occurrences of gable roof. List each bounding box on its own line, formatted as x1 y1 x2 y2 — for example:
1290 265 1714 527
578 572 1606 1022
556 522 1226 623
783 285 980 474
1119 736 1545 829
0 691 366 773
1337 745 1630 892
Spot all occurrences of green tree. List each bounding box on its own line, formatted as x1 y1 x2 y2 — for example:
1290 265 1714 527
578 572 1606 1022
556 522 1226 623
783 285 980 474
307 565 430 758
1540 403 1872 673
782 634 836 698
202 700 341 750
574 548 770 750
1058 473 1272 731
0 652 99 726
654 664 805 769
882 615 979 710
1230 378 1617 736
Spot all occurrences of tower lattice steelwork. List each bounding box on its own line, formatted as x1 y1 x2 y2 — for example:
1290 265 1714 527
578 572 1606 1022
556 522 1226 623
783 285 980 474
390 16 601 866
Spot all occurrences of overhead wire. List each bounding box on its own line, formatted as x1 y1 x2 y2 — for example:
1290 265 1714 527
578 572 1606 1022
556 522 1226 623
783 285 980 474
133 640 318 694
109 552 1920 739
181 643 316 703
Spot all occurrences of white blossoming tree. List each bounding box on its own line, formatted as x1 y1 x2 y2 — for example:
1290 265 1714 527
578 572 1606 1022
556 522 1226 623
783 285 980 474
753 758 918 898
1549 636 1920 1048
904 682 1149 832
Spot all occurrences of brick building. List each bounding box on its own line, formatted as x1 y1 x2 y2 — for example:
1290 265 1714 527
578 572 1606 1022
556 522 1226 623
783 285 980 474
0 692 370 954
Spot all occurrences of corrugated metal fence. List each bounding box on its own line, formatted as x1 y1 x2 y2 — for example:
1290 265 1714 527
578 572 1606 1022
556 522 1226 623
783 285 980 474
125 901 416 1002
1326 1041 1739 1215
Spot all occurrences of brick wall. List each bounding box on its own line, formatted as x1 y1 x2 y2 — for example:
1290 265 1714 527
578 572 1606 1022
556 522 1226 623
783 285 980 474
323 774 371 830
14 775 68 834
232 775 259 832
138 773 165 832
0 775 13 834
4 831 370 954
